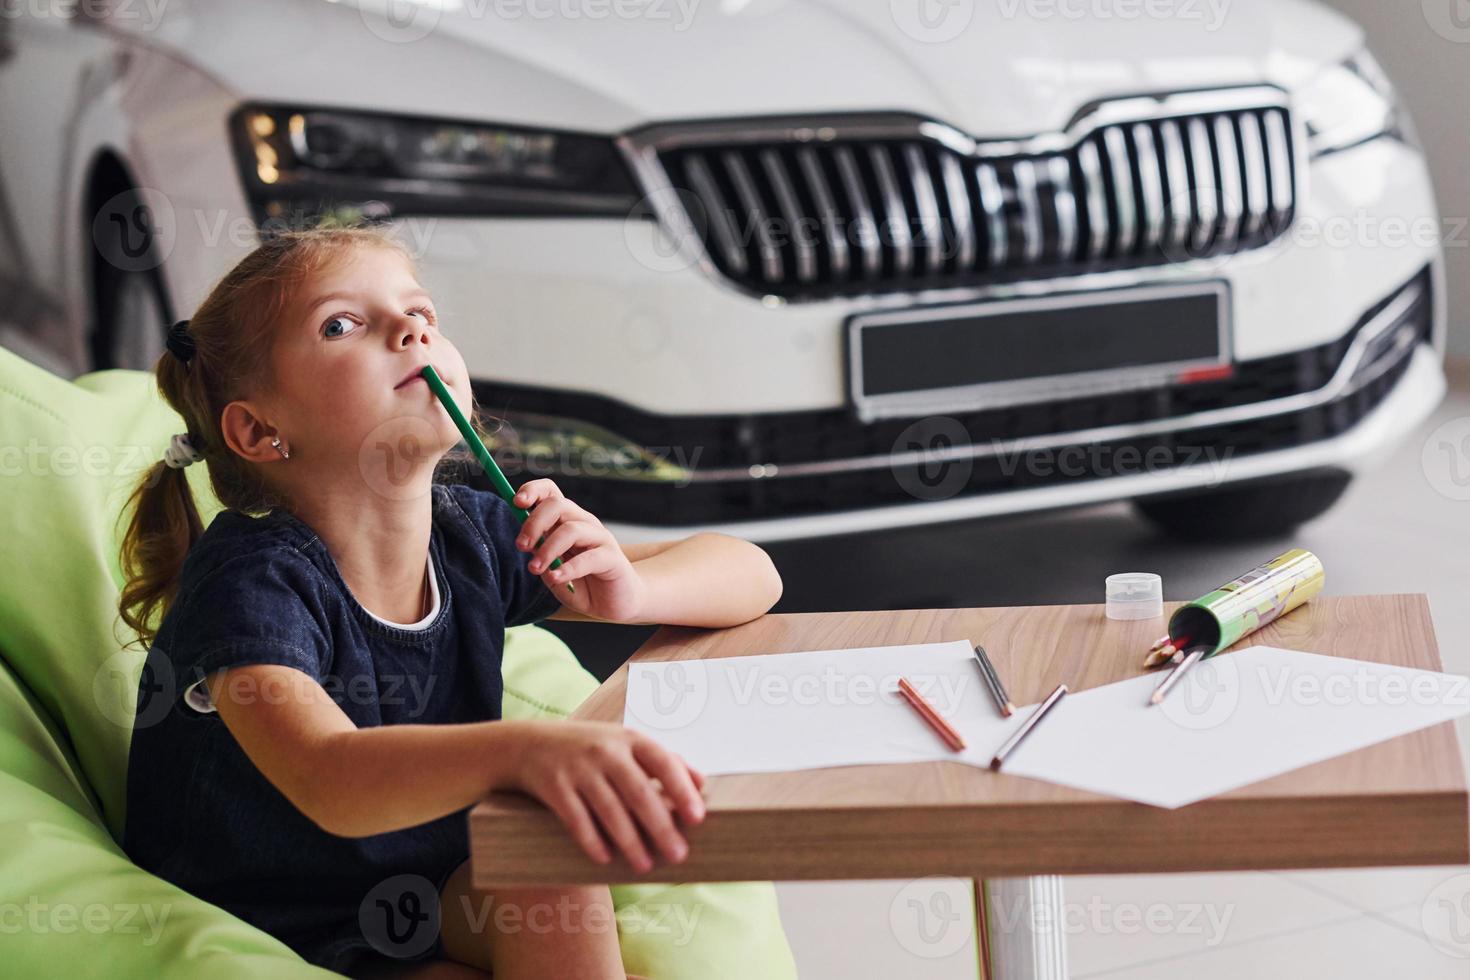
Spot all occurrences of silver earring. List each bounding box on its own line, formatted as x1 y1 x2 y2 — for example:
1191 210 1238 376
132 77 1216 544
271 436 290 460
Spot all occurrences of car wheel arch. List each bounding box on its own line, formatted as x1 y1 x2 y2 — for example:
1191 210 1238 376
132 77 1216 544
84 149 176 370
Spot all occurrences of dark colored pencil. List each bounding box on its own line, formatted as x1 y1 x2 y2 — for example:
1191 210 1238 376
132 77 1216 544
971 645 1017 717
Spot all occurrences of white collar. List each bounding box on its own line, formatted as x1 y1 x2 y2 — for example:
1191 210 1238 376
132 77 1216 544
361 550 441 631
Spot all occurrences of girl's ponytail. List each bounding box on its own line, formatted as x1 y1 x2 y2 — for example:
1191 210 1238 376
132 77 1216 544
118 431 206 649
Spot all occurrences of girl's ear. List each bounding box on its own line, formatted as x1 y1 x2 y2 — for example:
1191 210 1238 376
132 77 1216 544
220 400 286 464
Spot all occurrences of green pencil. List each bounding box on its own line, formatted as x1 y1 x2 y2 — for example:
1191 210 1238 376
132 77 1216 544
421 364 574 594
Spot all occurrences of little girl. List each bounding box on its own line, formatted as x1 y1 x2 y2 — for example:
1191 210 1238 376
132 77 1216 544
116 226 790 979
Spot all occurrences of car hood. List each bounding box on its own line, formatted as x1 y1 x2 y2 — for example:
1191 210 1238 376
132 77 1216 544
135 0 1362 136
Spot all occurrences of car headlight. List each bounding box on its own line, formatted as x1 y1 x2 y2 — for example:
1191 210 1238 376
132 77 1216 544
1298 48 1417 159
230 105 641 225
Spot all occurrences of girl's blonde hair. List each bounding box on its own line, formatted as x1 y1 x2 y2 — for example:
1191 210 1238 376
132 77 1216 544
118 224 497 650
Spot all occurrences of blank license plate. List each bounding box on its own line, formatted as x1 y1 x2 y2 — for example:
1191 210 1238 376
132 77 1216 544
847 283 1229 422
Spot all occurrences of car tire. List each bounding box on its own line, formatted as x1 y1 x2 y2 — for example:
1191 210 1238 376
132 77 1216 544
90 187 170 371
1132 470 1354 541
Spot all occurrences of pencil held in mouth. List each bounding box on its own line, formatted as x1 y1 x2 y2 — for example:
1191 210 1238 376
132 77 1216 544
896 676 967 752
420 364 575 594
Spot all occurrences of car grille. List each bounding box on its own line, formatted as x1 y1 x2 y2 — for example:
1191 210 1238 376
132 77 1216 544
465 267 1431 527
634 95 1297 299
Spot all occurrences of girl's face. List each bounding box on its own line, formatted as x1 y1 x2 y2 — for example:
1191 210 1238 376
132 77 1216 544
265 245 473 497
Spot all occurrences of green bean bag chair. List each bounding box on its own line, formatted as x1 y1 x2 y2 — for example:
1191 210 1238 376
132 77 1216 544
0 345 796 978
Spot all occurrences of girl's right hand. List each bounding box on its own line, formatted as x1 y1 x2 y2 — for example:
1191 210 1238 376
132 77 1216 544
512 720 707 874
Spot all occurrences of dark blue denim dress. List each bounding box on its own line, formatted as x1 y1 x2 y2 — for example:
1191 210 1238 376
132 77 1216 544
122 482 565 973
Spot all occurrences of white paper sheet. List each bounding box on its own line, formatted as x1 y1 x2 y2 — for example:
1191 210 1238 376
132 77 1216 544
622 640 1028 773
621 643 1470 808
1001 645 1470 808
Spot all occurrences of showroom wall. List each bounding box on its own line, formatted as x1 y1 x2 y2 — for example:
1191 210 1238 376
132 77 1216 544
1322 0 1470 355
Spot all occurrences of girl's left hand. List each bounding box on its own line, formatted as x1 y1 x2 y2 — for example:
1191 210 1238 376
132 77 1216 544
512 478 647 622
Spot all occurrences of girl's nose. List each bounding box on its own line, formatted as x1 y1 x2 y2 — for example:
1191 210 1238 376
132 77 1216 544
395 318 430 349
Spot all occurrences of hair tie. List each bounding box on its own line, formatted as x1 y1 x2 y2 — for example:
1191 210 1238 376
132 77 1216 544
162 432 204 469
166 319 196 364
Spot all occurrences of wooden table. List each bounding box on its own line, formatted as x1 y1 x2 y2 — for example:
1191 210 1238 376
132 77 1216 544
470 595 1469 978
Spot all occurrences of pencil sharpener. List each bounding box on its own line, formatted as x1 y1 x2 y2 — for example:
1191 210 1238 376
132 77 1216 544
1105 572 1163 620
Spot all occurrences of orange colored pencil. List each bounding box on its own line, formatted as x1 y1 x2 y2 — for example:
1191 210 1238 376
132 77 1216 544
896 676 967 752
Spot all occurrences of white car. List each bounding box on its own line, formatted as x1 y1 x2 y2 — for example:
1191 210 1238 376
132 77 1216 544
0 0 1445 542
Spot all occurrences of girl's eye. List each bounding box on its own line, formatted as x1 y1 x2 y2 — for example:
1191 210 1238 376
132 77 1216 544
408 306 437 326
323 315 359 339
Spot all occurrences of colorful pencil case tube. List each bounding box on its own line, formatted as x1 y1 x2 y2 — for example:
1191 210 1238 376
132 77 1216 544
1165 548 1326 657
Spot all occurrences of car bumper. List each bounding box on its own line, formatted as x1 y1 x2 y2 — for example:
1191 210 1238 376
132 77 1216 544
452 260 1442 542
601 343 1445 543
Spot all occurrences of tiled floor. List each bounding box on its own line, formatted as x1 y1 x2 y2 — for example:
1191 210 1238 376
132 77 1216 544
768 360 1470 979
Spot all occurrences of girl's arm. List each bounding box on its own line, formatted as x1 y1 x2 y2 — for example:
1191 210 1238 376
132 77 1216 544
547 534 783 628
512 479 783 629
203 665 705 872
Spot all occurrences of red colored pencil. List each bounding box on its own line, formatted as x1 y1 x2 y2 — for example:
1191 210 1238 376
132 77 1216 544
896 676 967 752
